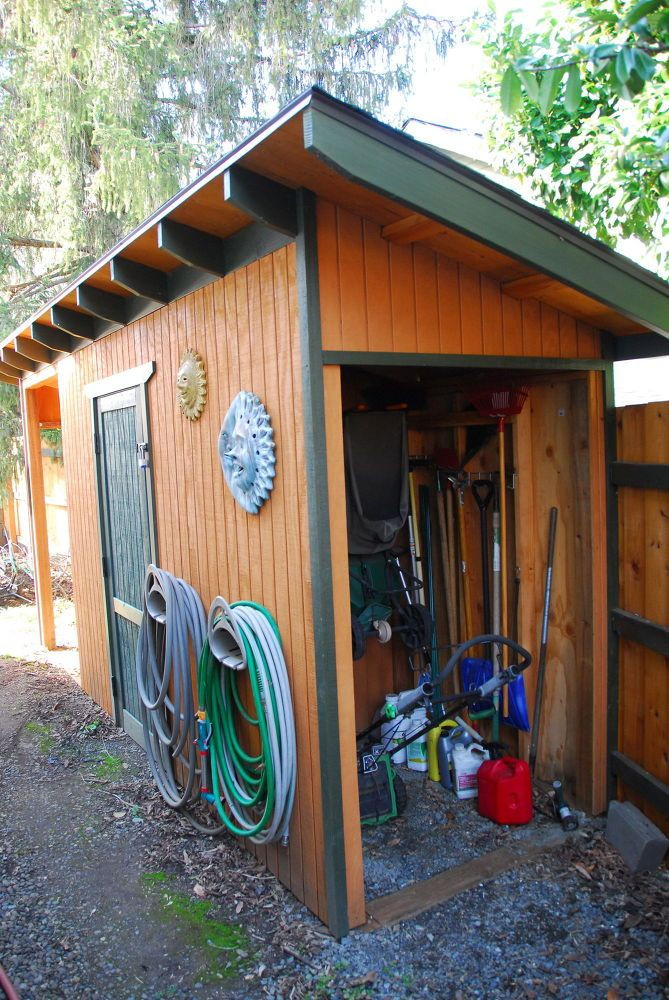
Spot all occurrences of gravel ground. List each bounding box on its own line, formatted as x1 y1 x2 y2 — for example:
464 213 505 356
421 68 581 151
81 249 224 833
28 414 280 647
1 642 667 1000
362 768 559 898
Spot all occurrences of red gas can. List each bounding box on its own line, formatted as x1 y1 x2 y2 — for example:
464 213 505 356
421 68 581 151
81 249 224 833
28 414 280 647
477 756 533 825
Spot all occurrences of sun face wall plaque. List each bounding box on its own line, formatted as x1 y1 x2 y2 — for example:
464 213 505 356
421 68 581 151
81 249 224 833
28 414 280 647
176 348 207 420
218 391 276 515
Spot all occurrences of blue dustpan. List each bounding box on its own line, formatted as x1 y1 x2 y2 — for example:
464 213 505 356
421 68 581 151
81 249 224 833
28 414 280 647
460 656 530 731
503 674 530 732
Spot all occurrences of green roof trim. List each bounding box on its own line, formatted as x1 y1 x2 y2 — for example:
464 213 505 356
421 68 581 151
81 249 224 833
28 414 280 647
303 102 669 339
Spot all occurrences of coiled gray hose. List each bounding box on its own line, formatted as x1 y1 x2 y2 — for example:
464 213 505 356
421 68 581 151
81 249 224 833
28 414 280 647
135 565 206 809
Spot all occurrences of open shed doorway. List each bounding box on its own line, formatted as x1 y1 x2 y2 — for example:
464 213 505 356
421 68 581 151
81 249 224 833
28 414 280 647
327 360 608 922
20 370 77 659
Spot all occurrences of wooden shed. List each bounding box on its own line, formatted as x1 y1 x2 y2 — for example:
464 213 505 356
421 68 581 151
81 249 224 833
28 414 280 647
2 88 668 937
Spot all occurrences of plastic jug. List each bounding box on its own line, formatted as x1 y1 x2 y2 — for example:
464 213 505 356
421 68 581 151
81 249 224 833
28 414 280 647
406 707 428 772
451 744 490 799
477 756 533 824
427 719 458 781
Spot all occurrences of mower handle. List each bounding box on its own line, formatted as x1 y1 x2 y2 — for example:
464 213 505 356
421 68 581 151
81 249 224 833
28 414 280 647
435 634 532 689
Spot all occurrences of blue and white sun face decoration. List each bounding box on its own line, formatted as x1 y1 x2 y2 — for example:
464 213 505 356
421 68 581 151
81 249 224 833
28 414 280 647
218 391 276 514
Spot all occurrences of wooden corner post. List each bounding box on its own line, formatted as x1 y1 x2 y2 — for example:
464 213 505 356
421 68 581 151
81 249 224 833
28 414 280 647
22 383 56 649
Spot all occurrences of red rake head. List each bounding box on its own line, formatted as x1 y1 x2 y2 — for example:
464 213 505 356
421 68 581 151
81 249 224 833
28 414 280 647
468 386 529 419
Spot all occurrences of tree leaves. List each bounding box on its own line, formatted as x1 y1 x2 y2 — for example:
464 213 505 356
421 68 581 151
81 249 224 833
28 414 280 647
538 66 565 115
501 65 522 114
479 0 669 276
0 1 461 340
624 0 664 26
564 64 582 114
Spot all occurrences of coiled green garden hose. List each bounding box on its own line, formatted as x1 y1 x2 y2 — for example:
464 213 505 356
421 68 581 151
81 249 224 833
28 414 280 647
197 597 296 845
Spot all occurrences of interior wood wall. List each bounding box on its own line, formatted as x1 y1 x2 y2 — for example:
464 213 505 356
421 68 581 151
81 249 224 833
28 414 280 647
617 401 669 834
317 200 601 359
58 244 331 923
514 376 607 813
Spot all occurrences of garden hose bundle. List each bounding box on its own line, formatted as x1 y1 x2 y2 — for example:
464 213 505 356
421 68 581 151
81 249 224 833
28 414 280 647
197 597 297 845
136 565 206 810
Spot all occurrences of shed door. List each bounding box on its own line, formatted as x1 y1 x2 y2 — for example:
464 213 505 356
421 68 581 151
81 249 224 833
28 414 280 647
611 401 669 833
95 386 155 745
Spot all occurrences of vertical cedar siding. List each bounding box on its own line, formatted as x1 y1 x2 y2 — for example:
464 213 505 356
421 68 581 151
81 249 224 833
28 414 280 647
57 244 329 923
316 199 602 359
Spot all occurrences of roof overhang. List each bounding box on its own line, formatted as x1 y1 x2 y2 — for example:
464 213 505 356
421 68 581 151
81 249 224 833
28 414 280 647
2 87 667 385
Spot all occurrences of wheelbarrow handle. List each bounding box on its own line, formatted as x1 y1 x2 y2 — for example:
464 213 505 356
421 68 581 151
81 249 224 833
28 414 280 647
471 479 495 511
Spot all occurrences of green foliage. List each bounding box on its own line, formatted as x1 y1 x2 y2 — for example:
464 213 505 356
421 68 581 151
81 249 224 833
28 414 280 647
40 427 62 455
0 0 459 339
478 0 669 274
0 383 22 504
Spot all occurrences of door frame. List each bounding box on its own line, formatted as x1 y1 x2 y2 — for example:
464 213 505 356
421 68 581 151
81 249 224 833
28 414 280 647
85 361 157 730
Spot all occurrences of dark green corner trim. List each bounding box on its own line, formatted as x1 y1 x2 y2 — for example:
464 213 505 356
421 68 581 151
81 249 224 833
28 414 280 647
603 364 619 807
295 188 349 939
322 350 608 371
303 106 669 338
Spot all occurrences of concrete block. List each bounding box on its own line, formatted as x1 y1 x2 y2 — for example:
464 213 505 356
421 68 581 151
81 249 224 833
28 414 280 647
606 800 669 873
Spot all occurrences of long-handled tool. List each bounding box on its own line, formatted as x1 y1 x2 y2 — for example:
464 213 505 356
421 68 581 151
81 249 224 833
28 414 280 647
451 472 472 642
529 506 558 777
471 479 495 641
419 483 441 707
470 386 529 716
436 470 457 650
469 477 497 734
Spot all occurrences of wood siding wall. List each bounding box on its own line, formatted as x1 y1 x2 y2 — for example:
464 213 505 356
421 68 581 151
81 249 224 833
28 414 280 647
617 402 669 834
317 200 601 358
58 244 331 922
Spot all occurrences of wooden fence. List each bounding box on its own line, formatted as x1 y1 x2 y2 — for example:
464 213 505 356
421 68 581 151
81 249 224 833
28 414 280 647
614 401 669 834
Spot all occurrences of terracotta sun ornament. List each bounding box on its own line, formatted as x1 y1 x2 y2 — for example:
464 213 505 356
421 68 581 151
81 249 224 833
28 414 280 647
219 391 276 514
176 348 207 420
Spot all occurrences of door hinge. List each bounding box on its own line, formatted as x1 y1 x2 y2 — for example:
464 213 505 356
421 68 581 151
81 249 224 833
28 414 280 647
101 554 110 578
94 432 101 455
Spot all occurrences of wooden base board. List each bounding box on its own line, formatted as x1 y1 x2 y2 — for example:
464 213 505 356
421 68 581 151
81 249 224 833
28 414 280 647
364 826 568 930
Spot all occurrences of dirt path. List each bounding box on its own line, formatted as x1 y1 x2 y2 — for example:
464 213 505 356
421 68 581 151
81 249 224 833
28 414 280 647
0 657 323 1000
0 624 667 999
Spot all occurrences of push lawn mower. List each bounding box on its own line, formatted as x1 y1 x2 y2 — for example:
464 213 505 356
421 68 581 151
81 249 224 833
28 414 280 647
356 634 532 825
349 551 434 661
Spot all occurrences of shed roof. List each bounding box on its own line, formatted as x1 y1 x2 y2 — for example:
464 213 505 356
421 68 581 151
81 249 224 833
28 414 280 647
2 86 668 385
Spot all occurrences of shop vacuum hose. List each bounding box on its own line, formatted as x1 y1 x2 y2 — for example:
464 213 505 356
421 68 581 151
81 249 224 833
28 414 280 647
198 598 297 845
136 565 205 810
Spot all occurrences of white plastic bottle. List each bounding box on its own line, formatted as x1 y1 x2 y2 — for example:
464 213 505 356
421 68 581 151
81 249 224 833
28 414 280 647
407 706 428 772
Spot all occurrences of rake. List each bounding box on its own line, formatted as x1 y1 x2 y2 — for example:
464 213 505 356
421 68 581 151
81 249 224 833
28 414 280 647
469 385 529 717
